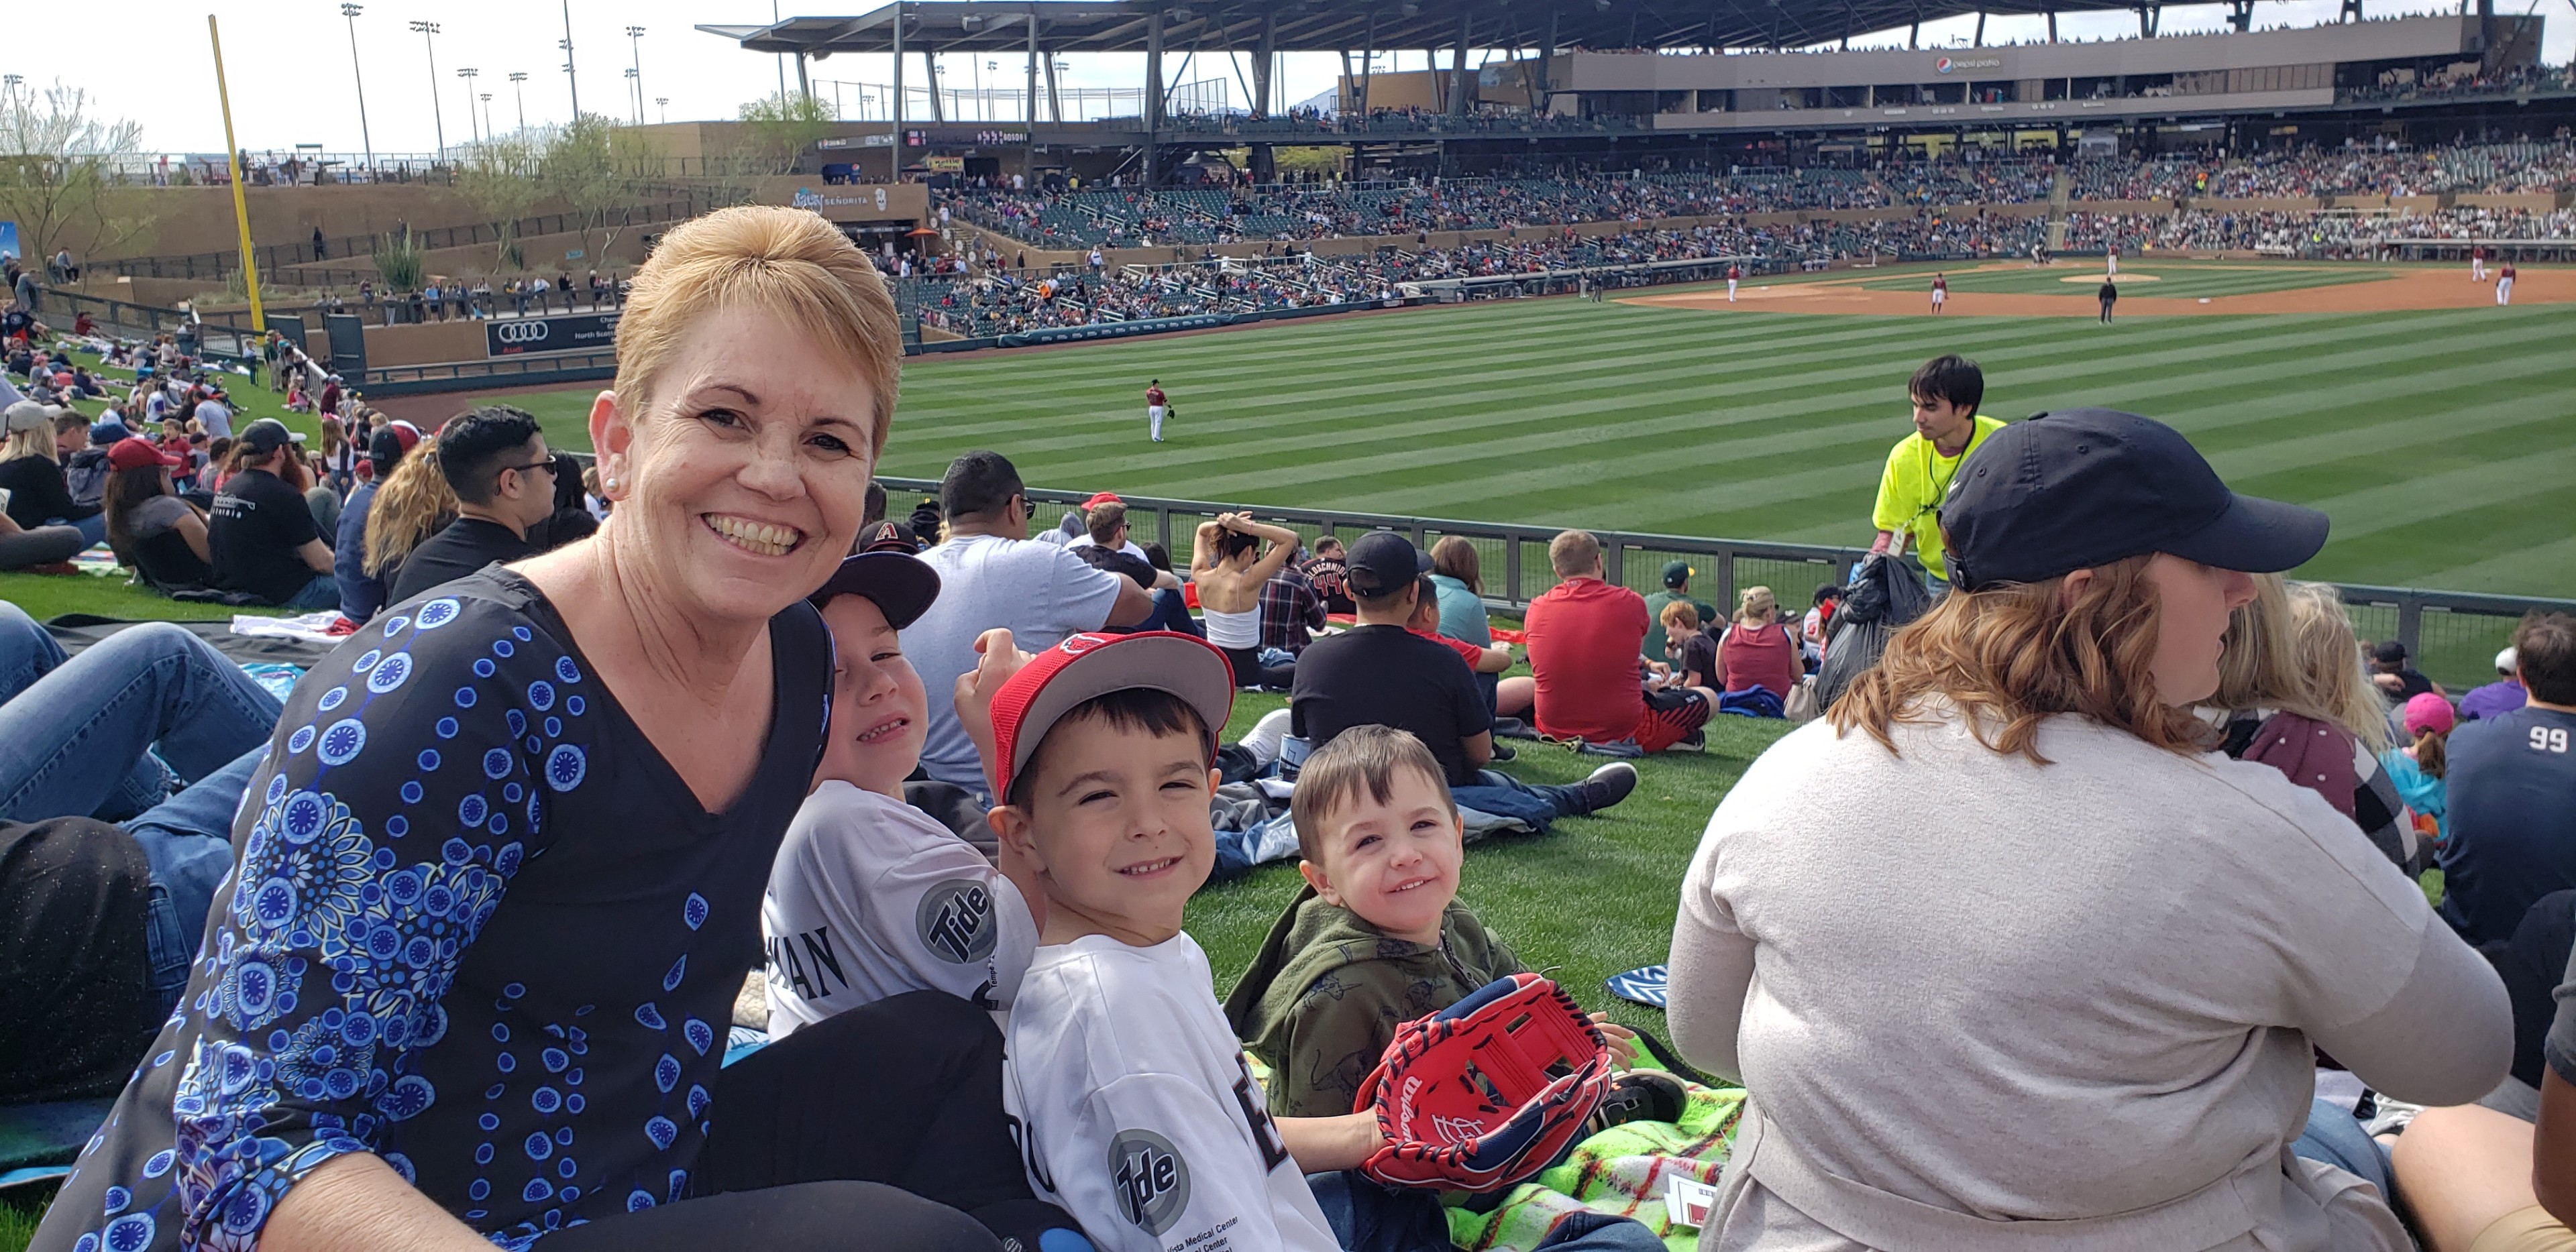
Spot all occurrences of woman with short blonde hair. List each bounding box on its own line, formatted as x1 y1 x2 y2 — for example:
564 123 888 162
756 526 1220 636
36 207 1023 1252
1713 584 1799 703
1670 410 2505 1252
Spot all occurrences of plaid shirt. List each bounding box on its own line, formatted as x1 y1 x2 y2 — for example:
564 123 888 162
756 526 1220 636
1260 567 1327 654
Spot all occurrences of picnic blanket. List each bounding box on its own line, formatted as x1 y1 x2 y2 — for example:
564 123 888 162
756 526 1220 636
44 614 338 669
1444 1082 1746 1251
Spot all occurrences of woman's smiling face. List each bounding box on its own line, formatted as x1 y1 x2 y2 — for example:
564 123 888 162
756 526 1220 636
592 306 877 627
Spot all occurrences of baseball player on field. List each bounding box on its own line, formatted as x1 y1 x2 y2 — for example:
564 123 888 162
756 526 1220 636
2472 245 2489 283
2497 260 2516 306
1931 272 1948 315
1145 379 1169 443
1727 263 1741 302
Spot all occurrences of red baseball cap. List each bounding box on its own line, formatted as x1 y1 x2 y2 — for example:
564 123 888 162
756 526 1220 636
987 631 1234 803
1081 492 1122 509
106 437 183 471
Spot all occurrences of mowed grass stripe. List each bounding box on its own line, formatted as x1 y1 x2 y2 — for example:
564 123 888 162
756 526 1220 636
506 290 2576 595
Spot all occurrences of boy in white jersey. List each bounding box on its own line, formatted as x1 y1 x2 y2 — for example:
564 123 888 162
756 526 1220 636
763 551 1042 1035
975 631 1660 1252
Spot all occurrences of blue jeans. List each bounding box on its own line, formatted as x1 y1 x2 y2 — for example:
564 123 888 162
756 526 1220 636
1308 1170 1660 1252
2290 1097 2392 1196
49 512 107 547
279 571 340 610
127 745 266 1008
0 606 282 824
1452 769 1588 833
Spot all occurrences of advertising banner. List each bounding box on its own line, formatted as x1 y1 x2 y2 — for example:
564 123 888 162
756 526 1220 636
486 310 621 357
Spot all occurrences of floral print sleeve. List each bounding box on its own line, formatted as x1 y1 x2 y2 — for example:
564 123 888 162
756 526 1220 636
171 593 564 1249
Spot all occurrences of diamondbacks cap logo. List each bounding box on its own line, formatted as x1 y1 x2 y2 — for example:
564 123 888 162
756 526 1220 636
914 878 998 964
1057 633 1106 657
1106 1129 1191 1235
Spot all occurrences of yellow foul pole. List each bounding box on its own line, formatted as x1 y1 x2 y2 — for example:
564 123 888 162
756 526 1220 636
208 15 266 333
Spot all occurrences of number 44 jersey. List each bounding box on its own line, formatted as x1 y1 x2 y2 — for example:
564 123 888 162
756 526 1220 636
1006 932 1339 1252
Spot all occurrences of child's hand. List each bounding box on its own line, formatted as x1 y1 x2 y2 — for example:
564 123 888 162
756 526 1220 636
1593 1014 1638 1069
956 628 1035 797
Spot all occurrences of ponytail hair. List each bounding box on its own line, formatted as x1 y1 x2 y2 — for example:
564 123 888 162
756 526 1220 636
364 435 459 577
2412 727 2449 780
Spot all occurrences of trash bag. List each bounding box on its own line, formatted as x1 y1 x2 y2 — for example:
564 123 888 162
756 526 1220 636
1814 553 1937 712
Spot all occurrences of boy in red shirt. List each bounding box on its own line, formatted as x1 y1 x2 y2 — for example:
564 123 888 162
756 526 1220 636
1515 530 1711 753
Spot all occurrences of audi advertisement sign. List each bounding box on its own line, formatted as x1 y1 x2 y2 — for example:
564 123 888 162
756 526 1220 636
485 311 621 359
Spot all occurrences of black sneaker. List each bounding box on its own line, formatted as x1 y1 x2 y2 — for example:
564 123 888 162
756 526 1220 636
1490 740 1517 762
1582 1070 1687 1136
1578 762 1638 813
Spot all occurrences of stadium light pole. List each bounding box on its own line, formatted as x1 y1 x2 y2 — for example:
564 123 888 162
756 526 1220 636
624 68 640 124
625 25 646 123
409 20 445 159
480 92 496 138
560 0 580 120
340 4 376 174
508 71 529 132
456 67 480 146
655 95 669 124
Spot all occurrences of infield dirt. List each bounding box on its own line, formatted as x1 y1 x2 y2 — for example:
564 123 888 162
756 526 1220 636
1624 260 2575 317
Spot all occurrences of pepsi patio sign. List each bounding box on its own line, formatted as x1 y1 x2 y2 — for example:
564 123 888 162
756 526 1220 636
486 310 621 358
1935 55 2004 74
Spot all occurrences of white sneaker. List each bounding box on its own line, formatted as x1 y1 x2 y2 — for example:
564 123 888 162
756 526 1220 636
1237 707 1294 765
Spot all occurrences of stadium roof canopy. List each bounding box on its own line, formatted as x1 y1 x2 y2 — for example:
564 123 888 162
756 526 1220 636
699 0 2166 61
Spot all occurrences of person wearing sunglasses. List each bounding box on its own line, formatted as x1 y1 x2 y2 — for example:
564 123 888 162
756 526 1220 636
387 405 558 605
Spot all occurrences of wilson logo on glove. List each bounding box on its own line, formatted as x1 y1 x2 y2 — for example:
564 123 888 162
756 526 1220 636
1352 973 1613 1193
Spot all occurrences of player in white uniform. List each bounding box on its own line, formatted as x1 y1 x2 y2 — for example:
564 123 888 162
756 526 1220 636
1145 379 1168 443
2106 247 2118 276
2472 245 2489 282
2497 260 2516 306
1726 263 1741 302
761 551 1042 1035
1930 272 1947 314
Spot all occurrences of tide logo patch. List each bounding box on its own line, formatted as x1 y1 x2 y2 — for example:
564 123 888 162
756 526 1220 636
914 879 998 964
1107 1129 1191 1235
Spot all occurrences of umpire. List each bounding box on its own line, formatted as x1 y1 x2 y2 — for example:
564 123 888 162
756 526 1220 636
2098 277 2118 325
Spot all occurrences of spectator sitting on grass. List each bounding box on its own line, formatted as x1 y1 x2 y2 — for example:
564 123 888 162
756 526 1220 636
102 438 212 592
386 406 556 606
1260 538 1328 658
1407 573 1520 722
1668 408 2506 1252
1664 600 1721 693
1715 585 1801 704
0 400 104 545
333 423 420 625
2373 638 2446 702
2461 647 2528 721
1642 560 1718 665
359 431 461 602
901 449 1156 799
1290 530 1635 832
1427 536 1490 645
1107 540 1203 637
208 418 335 609
1062 491 1145 559
1514 528 1713 752
2383 692 2457 850
64 419 123 510
2199 576 2415 872
1303 534 1354 615
2436 611 2576 948
1192 510 1305 690
1222 724 1658 1123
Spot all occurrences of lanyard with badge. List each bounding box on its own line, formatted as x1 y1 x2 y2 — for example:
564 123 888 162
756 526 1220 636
1907 425 1974 542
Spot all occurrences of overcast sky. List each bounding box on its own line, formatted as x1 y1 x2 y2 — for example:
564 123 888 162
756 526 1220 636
69 0 2576 155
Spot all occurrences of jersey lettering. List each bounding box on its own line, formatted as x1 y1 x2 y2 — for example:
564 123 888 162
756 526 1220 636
2533 726 2571 754
1230 1062 1291 1173
1006 1111 1056 1194
761 926 850 1000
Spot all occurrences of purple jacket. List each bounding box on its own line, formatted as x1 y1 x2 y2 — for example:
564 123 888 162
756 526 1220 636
2459 679 2526 722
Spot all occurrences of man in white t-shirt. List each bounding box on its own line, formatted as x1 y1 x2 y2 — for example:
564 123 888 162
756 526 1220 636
902 451 1156 797
763 551 1042 1043
1061 491 1150 562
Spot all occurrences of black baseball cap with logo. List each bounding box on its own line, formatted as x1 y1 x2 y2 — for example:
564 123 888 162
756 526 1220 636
1345 531 1433 598
1939 408 2328 591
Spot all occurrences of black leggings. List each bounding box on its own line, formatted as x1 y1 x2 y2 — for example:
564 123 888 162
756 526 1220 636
540 991 1042 1251
1220 644 1295 691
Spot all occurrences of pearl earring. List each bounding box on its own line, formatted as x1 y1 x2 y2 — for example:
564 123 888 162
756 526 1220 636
603 476 619 491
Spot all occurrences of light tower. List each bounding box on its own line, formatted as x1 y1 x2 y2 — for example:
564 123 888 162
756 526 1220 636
624 25 647 124
340 4 375 172
455 66 481 144
507 71 529 131
408 19 445 157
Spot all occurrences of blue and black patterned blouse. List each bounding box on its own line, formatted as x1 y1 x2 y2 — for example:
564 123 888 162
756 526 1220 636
34 568 829 1252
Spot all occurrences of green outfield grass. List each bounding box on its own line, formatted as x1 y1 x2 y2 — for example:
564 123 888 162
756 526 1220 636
491 288 2576 606
1858 258 2399 298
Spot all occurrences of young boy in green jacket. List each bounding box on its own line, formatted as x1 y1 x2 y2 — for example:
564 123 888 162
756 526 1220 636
1223 726 1642 1117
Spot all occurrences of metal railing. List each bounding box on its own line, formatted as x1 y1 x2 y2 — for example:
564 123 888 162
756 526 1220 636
870 477 2573 693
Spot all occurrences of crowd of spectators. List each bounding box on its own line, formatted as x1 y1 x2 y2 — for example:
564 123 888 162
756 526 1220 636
936 139 2576 252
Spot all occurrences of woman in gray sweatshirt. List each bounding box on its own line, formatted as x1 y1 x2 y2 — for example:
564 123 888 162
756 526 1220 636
1668 410 2510 1252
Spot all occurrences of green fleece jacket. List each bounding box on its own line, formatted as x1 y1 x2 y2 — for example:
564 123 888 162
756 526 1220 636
1221 883 1523 1118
